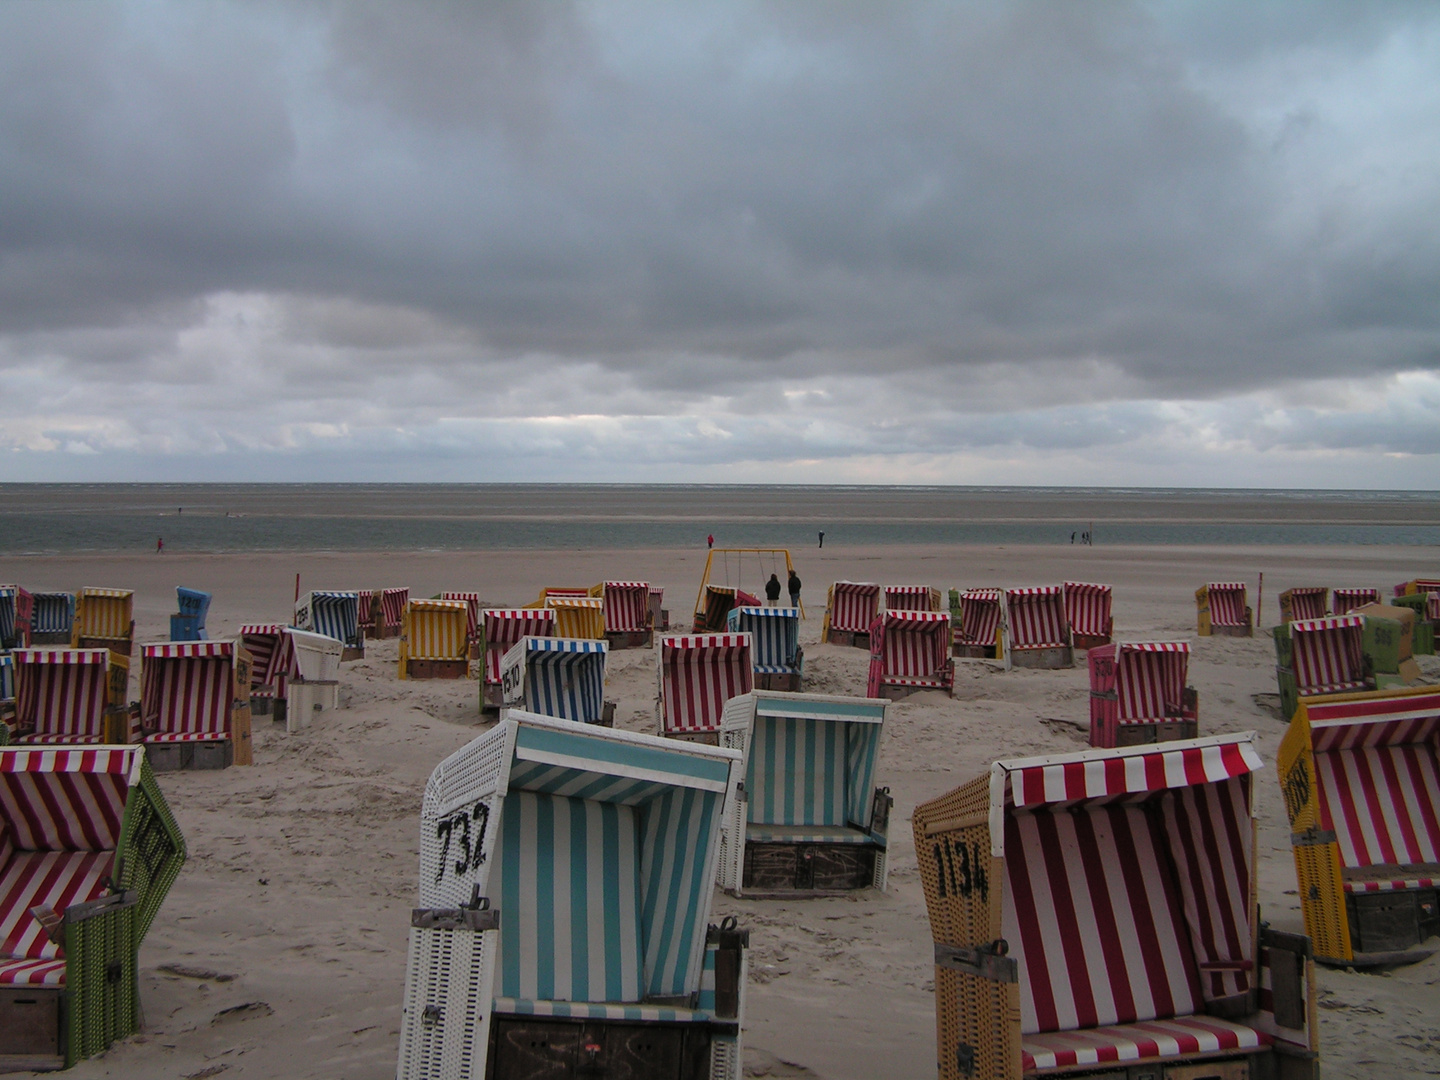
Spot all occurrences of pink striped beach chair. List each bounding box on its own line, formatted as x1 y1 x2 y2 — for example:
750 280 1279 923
951 588 1002 658
884 585 940 612
1279 587 1328 624
866 611 953 700
480 609 555 709
594 580 653 647
1088 641 1197 747
440 592 482 658
822 582 880 648
10 648 131 746
139 641 252 770
240 624 299 722
1062 581 1113 648
1004 586 1074 669
1274 615 1372 720
1331 587 1379 616
657 633 753 741
1196 582 1252 637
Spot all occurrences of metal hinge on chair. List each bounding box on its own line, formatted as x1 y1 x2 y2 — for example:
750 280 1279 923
935 940 1018 983
1290 827 1337 847
412 893 499 932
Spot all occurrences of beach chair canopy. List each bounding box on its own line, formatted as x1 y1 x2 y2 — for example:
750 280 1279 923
1089 642 1190 722
1282 587 1328 622
175 587 211 624
401 599 468 662
439 591 481 644
378 587 409 630
954 588 1002 648
481 609 556 685
75 588 133 642
1203 582 1248 628
884 586 937 612
500 637 608 724
659 634 754 735
594 581 650 634
287 628 342 681
239 624 299 701
1005 587 1069 649
545 596 606 641
1332 588 1380 616
140 641 249 743
695 585 737 633
1290 616 1367 696
31 593 75 638
727 607 801 674
866 611 951 696
294 591 361 648
356 589 375 630
1062 581 1112 639
827 582 880 635
0 585 32 648
11 648 126 745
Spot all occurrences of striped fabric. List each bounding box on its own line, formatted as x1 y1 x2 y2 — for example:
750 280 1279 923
698 586 737 633
492 998 709 1023
1002 736 1263 809
483 609 556 685
637 783 722 996
955 589 1002 647
873 612 950 684
440 592 481 646
1345 874 1439 894
31 593 74 637
240 624 298 701
1006 587 1069 649
1021 1016 1267 1072
600 582 650 634
506 638 608 724
379 588 409 631
76 588 132 640
727 607 800 673
0 850 115 970
356 589 375 630
0 585 31 647
1115 644 1190 722
0 656 11 703
405 599 468 661
827 582 880 634
298 592 360 646
659 635 754 734
1205 584 1248 627
141 641 235 740
1313 743 1440 869
547 597 606 641
12 649 111 741
0 747 134 850
1332 588 1379 616
745 717 847 827
1064 582 1112 638
1290 616 1366 695
884 586 935 612
1285 588 1329 621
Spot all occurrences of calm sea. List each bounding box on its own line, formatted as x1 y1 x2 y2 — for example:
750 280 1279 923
1 484 1438 554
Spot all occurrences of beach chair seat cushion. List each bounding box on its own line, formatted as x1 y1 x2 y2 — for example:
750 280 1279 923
492 998 713 1024
1021 1015 1270 1072
744 823 873 845
1342 863 1440 893
16 733 107 745
145 731 228 743
0 849 115 983
753 663 800 675
0 955 68 985
1302 679 1370 696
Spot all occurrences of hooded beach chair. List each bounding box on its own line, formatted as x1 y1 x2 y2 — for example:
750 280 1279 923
545 596 606 641
865 611 954 699
1062 581 1113 649
368 587 409 640
590 581 653 648
0 745 185 1066
1088 641 1197 747
1279 587 1328 624
1273 615 1371 720
240 624 298 724
439 591 481 658
1196 582 1252 637
1278 687 1440 965
1331 587 1379 617
727 606 803 691
717 690 890 896
657 633 754 741
399 599 470 680
884 585 941 613
499 637 613 725
9 649 131 746
294 590 364 660
0 585 32 650
950 588 1003 659
139 641 253 770
29 593 75 646
821 582 880 647
648 586 667 632
693 585 738 633
283 628 343 731
1002 587 1073 669
396 712 749 1080
481 609 556 710
72 588 134 657
168 587 212 642
914 733 1318 1080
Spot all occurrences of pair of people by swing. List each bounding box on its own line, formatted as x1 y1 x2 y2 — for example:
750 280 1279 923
765 569 801 608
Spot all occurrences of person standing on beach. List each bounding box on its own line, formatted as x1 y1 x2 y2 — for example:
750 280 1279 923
765 573 782 606
157 537 164 554
787 569 801 609
707 533 714 549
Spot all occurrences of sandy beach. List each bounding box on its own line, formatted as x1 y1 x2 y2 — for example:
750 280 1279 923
3 542 1438 1079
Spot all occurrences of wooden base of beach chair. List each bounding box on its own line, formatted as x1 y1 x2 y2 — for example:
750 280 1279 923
881 683 953 702
663 730 720 746
341 645 365 662
0 987 61 1059
599 701 616 727
1210 624 1253 638
743 843 878 893
147 738 235 772
1344 888 1440 958
28 632 71 646
1072 632 1112 651
404 659 468 679
1108 719 1199 748
952 643 998 659
487 1015 716 1080
0 1055 65 1074
481 683 505 712
823 630 870 649
1009 646 1074 669
75 634 133 657
1065 1057 1258 1080
605 630 654 650
755 671 802 692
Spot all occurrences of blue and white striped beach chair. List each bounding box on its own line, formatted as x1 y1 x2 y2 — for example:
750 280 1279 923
398 711 749 1080
499 637 613 726
293 590 364 659
718 690 892 896
726 606 803 692
29 592 75 645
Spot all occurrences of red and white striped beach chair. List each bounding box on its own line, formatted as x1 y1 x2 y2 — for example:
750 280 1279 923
480 609 555 709
1196 582 1252 637
370 587 409 639
1274 615 1371 720
592 581 653 647
1331 587 1379 616
884 585 940 612
915 733 1319 1080
1062 581 1112 649
657 633 754 741
1004 586 1074 669
822 582 880 647
240 624 299 723
439 591 481 658
1279 587 1328 624
139 641 253 770
1088 642 1197 747
865 611 953 700
10 649 131 746
1279 687 1440 965
951 588 1002 658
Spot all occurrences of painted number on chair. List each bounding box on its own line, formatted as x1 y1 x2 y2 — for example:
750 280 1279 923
934 837 988 902
435 800 491 884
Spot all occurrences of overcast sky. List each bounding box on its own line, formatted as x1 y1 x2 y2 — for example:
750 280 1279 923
2 2 1438 486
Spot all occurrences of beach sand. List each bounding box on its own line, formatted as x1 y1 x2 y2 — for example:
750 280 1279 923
2 542 1438 1079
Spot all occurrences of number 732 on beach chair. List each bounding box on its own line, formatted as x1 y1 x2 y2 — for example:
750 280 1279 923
397 711 750 1080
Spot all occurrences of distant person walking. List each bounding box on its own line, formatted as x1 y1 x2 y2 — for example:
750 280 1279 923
818 531 825 548
156 537 164 555
787 569 801 609
707 533 714 549
765 573 782 607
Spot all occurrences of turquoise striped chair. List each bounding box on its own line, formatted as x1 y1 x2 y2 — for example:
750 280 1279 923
717 690 892 896
398 712 749 1080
